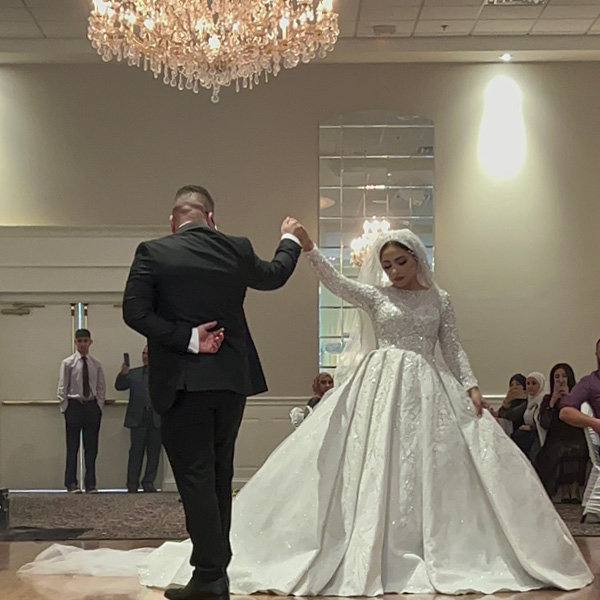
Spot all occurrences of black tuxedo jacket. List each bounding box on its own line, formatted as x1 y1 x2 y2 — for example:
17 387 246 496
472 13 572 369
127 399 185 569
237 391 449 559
122 223 301 415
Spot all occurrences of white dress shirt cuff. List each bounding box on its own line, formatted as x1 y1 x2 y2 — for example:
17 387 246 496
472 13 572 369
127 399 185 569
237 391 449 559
281 233 301 246
188 328 200 354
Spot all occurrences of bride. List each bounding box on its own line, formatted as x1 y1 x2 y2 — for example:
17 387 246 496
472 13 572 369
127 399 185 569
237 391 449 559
20 229 593 596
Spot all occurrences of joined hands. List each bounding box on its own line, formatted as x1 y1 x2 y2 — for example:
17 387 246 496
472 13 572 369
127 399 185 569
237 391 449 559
281 216 313 252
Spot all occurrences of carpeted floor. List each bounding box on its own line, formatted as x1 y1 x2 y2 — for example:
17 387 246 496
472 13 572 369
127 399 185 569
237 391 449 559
2 492 599 541
4 492 187 540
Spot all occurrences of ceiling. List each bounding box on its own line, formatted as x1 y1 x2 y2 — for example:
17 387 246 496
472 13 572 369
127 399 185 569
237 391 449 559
0 0 599 64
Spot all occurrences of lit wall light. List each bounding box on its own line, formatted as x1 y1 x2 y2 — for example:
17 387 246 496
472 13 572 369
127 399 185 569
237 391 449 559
477 75 526 180
499 53 512 62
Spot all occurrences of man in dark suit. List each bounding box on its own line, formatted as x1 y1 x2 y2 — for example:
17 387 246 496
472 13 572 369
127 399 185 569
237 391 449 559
115 345 162 493
122 185 302 600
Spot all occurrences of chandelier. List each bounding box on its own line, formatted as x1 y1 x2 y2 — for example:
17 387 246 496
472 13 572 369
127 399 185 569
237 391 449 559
350 218 391 267
88 0 339 103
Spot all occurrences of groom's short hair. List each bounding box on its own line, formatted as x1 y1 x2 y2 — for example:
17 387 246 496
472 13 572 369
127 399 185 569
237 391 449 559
174 185 215 214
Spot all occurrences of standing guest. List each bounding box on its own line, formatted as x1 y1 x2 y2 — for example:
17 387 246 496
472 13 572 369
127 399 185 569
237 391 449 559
534 363 588 503
57 328 106 493
307 372 334 409
511 372 546 458
115 345 162 493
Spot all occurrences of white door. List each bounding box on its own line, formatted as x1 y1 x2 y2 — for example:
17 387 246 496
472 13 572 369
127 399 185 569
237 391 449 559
0 304 72 489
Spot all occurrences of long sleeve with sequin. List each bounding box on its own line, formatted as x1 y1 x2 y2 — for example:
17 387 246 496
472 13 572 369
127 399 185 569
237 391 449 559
438 290 478 390
304 246 379 311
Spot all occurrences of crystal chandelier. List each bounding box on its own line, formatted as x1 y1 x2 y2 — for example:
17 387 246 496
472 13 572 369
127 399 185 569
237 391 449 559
88 0 339 103
350 218 391 267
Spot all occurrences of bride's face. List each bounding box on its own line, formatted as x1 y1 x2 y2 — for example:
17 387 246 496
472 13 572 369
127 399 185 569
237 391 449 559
380 243 420 290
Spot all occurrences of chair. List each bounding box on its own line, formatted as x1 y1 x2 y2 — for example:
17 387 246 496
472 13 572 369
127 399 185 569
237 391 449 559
580 402 600 521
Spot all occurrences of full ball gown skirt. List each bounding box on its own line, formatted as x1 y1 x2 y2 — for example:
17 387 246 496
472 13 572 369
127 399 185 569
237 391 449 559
19 247 593 595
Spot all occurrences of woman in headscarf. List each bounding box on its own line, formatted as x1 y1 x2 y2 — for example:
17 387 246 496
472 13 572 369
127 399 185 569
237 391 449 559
496 373 528 432
511 371 547 458
308 372 334 409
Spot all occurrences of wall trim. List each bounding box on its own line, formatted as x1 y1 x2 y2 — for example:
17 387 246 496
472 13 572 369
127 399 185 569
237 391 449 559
0 225 168 238
1 396 311 406
2 395 505 406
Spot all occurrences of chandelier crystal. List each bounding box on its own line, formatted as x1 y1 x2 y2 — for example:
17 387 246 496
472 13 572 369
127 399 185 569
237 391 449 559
88 0 339 103
350 218 391 267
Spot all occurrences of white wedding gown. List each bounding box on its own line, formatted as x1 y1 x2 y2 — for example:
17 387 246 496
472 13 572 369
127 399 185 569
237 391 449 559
20 247 593 595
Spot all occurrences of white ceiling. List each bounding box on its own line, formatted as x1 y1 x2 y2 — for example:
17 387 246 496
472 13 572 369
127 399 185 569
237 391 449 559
0 0 600 63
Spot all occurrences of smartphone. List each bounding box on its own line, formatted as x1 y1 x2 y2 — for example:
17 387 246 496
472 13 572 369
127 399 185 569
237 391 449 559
123 352 130 367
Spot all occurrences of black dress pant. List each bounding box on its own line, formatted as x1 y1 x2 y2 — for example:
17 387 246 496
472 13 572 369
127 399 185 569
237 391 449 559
161 390 245 583
64 399 102 490
127 409 162 490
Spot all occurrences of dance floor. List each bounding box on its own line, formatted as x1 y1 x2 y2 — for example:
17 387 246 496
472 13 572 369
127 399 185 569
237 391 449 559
2 538 600 600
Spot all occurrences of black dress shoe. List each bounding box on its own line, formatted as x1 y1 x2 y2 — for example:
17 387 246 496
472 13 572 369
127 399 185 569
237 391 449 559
164 576 229 600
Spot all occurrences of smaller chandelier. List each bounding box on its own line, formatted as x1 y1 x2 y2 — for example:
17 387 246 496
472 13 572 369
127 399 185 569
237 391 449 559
350 218 391 267
88 0 339 103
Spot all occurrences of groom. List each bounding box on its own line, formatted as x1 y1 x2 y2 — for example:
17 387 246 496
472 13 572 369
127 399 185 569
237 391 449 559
123 185 303 600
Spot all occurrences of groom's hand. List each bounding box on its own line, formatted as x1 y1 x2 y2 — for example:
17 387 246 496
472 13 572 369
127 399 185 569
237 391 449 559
196 321 225 354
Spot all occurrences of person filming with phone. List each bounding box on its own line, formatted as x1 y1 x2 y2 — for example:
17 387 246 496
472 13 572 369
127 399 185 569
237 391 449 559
115 346 162 493
533 363 588 503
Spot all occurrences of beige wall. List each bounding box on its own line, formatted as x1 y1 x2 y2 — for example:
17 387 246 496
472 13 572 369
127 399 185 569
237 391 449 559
1 61 599 399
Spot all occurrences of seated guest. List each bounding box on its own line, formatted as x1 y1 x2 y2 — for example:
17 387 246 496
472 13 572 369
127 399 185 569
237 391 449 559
308 372 334 409
496 373 528 431
511 372 546 458
559 339 600 517
560 338 600 425
534 363 588 503
290 372 334 428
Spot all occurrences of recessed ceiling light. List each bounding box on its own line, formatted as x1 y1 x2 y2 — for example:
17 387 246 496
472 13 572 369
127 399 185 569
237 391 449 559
499 53 513 62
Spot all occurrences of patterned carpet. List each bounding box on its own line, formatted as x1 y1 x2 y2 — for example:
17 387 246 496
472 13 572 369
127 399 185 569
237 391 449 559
2 492 599 540
4 492 187 540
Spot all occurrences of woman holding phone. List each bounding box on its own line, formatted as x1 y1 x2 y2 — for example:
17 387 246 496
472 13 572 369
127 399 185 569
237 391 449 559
534 363 588 503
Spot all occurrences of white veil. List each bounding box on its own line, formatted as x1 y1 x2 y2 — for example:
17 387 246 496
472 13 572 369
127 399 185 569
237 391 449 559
334 229 435 387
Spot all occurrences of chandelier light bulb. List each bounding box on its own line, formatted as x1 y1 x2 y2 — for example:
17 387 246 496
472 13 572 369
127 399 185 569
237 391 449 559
208 34 221 51
92 0 109 15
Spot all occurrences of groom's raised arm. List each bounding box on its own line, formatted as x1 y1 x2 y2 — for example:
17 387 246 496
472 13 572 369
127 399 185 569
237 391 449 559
243 236 301 291
122 242 194 352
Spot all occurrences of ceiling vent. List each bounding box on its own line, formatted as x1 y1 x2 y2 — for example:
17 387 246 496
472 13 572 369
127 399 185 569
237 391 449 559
372 24 397 37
